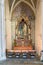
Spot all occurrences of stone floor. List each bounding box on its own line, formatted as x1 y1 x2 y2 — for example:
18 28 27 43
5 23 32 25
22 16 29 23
0 59 43 65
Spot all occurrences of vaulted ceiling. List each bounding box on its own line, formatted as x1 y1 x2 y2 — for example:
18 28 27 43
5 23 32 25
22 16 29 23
8 0 37 11
8 0 37 20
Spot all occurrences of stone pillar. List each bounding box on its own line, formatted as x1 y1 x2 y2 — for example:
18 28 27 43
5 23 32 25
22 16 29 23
35 0 42 56
0 0 2 59
5 0 12 50
0 0 6 60
41 0 43 61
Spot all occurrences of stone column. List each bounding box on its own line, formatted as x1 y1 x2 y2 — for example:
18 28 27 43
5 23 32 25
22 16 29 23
41 0 43 61
0 0 2 59
5 0 12 50
0 0 6 60
1 0 6 60
42 0 43 49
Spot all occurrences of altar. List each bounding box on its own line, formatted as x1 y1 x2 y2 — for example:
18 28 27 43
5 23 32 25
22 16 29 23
13 46 33 52
12 14 34 53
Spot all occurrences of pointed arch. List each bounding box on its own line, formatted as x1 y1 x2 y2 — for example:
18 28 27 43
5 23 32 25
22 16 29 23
10 0 36 18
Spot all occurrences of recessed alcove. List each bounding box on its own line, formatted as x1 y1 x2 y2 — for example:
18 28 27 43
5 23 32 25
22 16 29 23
11 2 35 51
5 0 42 60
